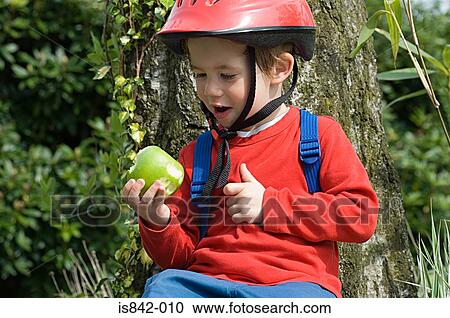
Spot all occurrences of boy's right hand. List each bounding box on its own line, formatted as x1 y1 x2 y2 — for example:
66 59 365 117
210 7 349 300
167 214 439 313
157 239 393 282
122 179 171 228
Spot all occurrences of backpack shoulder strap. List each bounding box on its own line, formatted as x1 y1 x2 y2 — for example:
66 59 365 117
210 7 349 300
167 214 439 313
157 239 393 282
191 130 213 240
299 109 322 193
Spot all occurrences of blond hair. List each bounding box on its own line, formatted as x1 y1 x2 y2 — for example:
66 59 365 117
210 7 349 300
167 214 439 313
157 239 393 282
250 43 294 79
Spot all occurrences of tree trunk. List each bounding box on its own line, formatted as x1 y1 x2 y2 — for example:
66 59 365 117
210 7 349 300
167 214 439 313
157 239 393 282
132 0 416 297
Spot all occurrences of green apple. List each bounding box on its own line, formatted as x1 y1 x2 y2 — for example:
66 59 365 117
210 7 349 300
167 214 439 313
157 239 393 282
127 146 184 196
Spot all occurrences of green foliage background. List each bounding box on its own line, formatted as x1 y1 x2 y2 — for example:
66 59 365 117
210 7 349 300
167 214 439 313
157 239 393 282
0 0 448 297
0 0 130 297
366 0 450 242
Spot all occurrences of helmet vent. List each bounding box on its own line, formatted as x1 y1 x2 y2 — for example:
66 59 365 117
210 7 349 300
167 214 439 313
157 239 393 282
178 0 222 7
206 0 221 5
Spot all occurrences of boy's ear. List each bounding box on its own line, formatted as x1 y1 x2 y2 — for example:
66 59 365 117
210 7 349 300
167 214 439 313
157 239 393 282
270 53 295 85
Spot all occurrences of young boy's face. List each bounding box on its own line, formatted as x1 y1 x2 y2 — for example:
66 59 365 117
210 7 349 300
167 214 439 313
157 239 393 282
187 37 273 130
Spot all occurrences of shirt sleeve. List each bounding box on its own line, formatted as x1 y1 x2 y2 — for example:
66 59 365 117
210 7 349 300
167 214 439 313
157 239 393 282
261 118 379 243
138 147 200 269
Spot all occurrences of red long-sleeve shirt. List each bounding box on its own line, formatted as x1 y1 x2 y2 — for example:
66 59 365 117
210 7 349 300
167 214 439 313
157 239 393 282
138 105 379 298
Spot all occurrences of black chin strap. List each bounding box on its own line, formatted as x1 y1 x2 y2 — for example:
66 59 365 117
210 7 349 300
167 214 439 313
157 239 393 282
199 47 299 198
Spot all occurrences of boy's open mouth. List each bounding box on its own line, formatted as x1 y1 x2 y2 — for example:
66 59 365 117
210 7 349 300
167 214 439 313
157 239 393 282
212 105 232 119
214 106 232 113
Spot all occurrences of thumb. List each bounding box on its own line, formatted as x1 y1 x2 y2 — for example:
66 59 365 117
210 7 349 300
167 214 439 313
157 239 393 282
223 182 245 196
152 184 166 206
240 163 257 183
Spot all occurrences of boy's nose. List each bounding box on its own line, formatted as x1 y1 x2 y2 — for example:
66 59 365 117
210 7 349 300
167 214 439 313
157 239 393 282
204 79 223 97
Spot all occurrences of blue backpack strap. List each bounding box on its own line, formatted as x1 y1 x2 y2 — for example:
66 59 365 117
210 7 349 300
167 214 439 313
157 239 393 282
191 130 213 240
299 109 322 193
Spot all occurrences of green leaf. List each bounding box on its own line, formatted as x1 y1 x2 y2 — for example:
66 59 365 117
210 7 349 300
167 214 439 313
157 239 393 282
383 89 427 110
349 10 389 59
1 43 18 63
120 99 136 112
90 32 103 56
14 258 32 276
119 111 129 124
86 52 103 65
114 15 127 25
4 43 19 53
443 44 450 69
129 123 146 145
22 209 43 218
384 0 402 64
160 0 174 10
11 64 28 78
93 65 111 80
114 75 126 89
86 174 97 193
122 275 133 288
138 248 153 266
53 144 75 162
16 231 32 251
12 17 30 29
110 111 122 133
94 278 109 294
375 28 449 75
377 68 436 81
120 36 130 46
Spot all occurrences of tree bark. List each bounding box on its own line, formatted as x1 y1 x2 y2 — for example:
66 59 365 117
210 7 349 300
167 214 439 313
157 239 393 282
131 0 416 297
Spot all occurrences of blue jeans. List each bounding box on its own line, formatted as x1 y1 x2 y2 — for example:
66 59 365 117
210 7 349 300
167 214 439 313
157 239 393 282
142 269 336 298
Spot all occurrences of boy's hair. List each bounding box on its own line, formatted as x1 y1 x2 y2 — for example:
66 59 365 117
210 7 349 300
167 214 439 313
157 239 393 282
182 39 294 80
249 43 294 79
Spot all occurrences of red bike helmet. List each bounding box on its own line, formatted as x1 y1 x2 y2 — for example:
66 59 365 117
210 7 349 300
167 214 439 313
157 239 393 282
157 0 317 61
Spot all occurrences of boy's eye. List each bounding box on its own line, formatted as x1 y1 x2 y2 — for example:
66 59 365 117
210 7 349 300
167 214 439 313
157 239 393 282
193 73 236 80
193 73 206 79
221 73 236 80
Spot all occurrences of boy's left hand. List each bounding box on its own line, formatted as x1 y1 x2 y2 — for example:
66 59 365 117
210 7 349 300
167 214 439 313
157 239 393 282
223 163 265 224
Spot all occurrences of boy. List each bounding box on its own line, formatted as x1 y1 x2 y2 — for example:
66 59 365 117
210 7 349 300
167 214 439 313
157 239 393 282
122 0 378 298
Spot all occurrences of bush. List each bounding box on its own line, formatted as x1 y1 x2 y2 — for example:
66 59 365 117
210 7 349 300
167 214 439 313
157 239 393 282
383 107 450 240
0 98 128 297
0 0 110 148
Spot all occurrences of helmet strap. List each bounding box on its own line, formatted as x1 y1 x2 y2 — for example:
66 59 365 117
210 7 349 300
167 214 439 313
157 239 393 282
197 46 298 195
200 46 298 134
238 55 299 128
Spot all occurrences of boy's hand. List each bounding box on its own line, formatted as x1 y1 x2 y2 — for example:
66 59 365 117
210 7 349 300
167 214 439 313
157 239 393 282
223 163 266 224
122 179 171 228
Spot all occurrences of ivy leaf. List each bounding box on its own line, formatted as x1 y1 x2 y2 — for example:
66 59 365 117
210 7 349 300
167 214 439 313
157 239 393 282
120 36 130 46
138 248 153 266
160 0 174 10
120 99 136 112
114 75 126 89
119 111 129 124
129 123 146 145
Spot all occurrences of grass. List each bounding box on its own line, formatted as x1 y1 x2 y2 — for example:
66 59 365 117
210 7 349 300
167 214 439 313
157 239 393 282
409 198 450 298
50 240 113 297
